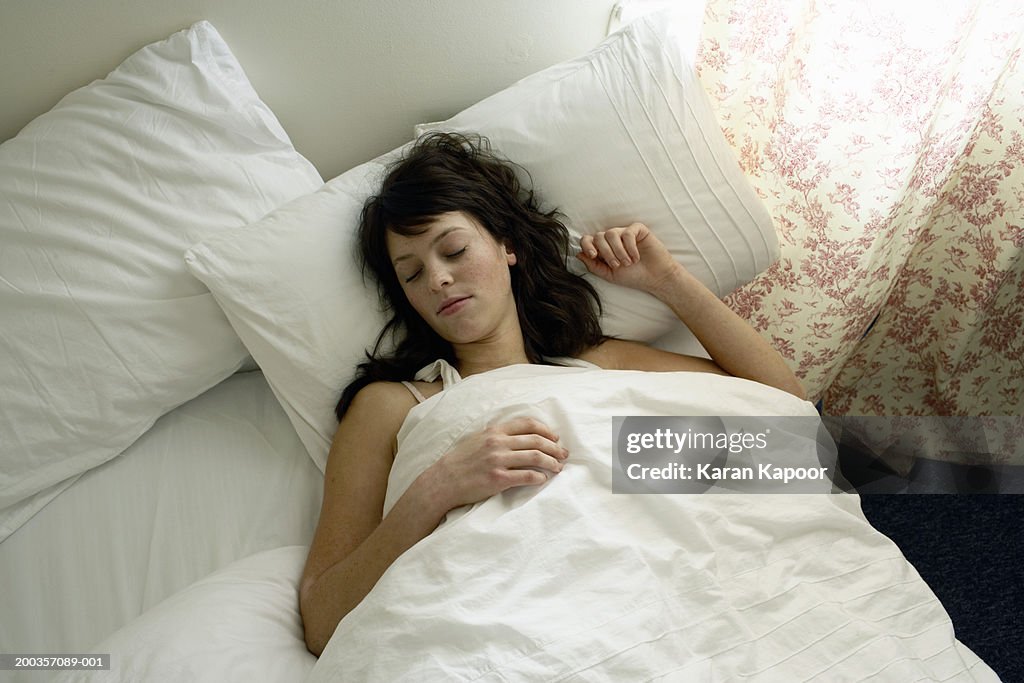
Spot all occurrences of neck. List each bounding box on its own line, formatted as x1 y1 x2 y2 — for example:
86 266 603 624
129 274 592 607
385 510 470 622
451 326 530 378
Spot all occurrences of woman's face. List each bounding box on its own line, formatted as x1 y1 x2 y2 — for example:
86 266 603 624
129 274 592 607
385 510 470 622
386 211 519 345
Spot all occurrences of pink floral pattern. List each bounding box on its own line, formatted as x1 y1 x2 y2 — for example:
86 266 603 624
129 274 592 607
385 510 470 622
693 0 1024 418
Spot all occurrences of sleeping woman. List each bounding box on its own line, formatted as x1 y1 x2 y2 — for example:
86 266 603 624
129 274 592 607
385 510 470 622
298 131 804 656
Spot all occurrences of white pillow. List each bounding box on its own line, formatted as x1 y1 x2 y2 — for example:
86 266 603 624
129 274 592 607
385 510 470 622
186 167 392 472
0 22 323 522
418 9 777 340
185 8 775 472
52 546 316 683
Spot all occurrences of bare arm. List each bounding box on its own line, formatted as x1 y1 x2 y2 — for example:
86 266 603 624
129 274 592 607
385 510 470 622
300 478 450 655
299 384 569 656
577 223 805 400
299 382 445 656
647 265 805 398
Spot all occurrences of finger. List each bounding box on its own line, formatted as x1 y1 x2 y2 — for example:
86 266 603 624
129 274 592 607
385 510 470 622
507 433 569 460
499 416 560 443
604 228 633 265
501 469 551 490
629 222 650 240
575 249 595 267
576 250 611 278
506 449 565 473
592 232 622 269
631 223 655 251
579 234 598 259
622 228 641 263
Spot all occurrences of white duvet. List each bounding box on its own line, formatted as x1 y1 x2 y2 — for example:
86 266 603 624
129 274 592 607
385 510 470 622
309 364 997 682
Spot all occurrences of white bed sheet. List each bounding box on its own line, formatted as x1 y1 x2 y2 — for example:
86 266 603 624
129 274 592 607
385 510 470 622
310 364 998 682
0 370 324 681
16 365 1000 682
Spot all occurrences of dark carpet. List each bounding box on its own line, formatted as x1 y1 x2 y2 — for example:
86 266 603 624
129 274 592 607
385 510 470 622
857 495 1023 682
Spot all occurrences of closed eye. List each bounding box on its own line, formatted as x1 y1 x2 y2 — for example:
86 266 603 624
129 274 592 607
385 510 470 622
403 247 465 283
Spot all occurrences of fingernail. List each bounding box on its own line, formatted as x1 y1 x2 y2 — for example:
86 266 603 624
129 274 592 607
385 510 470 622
611 260 620 268
622 257 631 265
588 249 597 258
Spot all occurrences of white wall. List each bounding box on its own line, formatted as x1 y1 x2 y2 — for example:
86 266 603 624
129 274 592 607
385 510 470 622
0 0 617 179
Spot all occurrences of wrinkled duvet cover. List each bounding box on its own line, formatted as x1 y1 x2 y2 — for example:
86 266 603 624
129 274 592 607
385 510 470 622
309 364 998 682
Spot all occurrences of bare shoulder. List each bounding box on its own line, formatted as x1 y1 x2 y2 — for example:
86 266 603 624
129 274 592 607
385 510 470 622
340 381 418 451
336 380 443 452
348 380 417 410
578 338 727 375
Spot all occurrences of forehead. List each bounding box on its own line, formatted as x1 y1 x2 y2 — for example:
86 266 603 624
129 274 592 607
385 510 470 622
386 211 490 256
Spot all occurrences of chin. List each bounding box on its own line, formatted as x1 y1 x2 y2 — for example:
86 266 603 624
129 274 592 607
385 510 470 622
438 324 493 346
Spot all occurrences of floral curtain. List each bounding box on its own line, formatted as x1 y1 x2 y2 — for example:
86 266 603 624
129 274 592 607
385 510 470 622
692 0 1024 418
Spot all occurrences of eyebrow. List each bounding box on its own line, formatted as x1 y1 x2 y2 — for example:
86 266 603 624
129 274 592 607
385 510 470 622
391 226 466 265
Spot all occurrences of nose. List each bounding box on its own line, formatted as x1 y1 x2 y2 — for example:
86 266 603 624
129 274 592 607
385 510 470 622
425 263 453 292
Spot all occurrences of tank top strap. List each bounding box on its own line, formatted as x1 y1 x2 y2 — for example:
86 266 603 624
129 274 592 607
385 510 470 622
400 380 428 404
412 358 463 389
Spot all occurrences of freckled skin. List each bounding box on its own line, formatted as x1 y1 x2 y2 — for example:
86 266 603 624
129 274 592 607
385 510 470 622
386 212 521 347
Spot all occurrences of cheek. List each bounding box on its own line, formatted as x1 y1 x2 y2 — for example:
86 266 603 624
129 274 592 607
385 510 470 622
402 284 429 313
393 279 423 313
469 252 512 288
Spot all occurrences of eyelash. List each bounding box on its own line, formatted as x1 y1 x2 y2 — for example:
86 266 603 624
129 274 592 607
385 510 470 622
404 247 466 283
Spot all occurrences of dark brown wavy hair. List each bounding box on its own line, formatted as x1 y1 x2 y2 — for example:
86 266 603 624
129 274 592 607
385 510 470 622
335 131 607 420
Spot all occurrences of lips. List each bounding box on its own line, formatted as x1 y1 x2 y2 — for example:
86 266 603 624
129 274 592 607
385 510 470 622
437 296 471 315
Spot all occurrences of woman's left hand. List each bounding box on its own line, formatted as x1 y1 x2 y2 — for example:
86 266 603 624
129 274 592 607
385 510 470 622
576 223 680 295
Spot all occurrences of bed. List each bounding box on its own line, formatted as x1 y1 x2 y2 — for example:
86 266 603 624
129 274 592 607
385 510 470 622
1 1 1015 681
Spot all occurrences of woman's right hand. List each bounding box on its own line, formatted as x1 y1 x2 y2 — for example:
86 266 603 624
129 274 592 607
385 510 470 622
426 416 569 512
